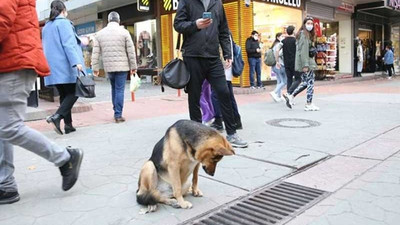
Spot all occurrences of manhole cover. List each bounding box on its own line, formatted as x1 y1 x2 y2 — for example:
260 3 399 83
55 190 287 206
266 118 321 128
181 182 329 225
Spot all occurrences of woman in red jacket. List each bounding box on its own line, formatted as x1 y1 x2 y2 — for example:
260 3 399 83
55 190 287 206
0 0 83 204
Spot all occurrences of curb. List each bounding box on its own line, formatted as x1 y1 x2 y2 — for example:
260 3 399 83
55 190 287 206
25 102 93 122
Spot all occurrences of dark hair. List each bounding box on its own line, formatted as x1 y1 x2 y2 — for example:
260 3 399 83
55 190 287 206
296 16 315 41
251 30 259 36
271 32 283 49
287 26 295 35
49 0 66 21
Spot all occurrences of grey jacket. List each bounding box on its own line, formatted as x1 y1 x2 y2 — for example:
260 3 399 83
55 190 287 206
295 31 317 72
91 22 137 72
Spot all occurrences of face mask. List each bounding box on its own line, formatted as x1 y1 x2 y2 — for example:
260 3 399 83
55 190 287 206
253 36 259 41
306 24 314 31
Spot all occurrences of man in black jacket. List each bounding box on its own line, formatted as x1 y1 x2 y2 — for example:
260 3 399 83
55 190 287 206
245 31 262 89
281 26 301 94
174 0 247 148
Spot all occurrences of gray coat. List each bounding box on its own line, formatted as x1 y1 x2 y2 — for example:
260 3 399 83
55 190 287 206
91 22 137 72
295 31 317 72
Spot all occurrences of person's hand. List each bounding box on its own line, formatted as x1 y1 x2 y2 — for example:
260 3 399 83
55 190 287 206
196 18 212 29
256 48 261 53
130 69 137 75
276 62 281 69
93 70 99 77
225 59 232 69
302 67 309 73
76 64 83 71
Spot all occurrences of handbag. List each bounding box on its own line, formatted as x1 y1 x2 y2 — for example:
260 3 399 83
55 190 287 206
75 69 96 98
309 45 317 58
160 33 190 92
130 73 141 92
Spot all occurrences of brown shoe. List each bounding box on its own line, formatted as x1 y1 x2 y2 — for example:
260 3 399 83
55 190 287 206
115 117 126 123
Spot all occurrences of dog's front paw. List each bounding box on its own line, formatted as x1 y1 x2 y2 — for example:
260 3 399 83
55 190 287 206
179 200 193 209
192 188 203 197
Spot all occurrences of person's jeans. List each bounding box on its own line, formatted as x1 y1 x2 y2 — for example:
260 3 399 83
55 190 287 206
55 83 78 124
108 72 128 119
0 70 70 192
248 57 262 87
272 65 288 97
212 81 240 119
184 57 237 135
386 64 393 77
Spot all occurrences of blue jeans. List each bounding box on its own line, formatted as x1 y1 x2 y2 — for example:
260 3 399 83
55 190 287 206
272 65 288 97
108 72 128 118
248 57 262 87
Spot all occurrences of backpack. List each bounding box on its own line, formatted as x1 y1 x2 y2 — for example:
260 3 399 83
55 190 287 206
232 42 244 77
264 48 276 66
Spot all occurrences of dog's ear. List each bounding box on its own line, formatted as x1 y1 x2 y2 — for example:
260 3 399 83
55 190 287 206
216 147 235 156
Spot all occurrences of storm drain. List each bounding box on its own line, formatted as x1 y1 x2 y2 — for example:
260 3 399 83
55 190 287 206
182 182 328 225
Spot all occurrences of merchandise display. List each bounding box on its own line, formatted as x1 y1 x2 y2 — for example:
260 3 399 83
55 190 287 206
315 33 337 78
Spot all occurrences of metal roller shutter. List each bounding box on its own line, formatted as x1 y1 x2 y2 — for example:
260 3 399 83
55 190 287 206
306 2 335 21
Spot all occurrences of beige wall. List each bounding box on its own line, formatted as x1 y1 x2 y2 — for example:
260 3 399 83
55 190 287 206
338 13 353 74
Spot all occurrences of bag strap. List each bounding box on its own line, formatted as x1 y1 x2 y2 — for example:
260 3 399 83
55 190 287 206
77 68 86 77
176 33 182 58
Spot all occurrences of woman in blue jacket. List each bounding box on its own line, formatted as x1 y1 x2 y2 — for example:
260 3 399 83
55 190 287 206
42 0 86 135
384 45 394 79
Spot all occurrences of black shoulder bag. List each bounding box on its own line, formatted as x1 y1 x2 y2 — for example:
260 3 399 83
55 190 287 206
160 33 190 92
75 69 96 98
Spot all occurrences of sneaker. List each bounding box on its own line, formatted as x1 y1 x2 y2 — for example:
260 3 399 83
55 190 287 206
0 190 20 205
304 104 320 111
388 77 392 80
250 86 256 89
269 91 280 102
210 120 224 132
283 94 293 109
227 134 248 148
59 147 84 191
203 118 214 126
115 117 126 123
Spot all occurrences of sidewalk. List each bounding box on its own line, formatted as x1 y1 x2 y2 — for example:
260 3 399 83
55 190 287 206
1 77 399 225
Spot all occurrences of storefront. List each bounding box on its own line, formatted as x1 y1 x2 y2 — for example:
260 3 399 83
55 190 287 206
75 21 97 75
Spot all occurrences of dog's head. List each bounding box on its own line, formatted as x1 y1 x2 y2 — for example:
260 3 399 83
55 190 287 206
196 136 235 176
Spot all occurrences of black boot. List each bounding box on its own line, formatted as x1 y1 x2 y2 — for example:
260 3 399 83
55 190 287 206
210 117 224 132
46 114 63 135
235 115 243 130
65 123 76 134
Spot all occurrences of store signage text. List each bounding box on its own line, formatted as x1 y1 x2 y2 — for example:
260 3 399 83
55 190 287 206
138 0 150 12
264 0 301 8
338 2 354 13
389 0 400 10
163 0 179 11
75 22 96 36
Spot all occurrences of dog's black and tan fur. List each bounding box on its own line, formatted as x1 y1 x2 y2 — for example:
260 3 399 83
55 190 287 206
136 120 235 212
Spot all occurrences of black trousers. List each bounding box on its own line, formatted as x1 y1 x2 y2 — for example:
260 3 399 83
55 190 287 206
184 57 236 135
55 83 78 124
386 64 393 77
285 66 302 95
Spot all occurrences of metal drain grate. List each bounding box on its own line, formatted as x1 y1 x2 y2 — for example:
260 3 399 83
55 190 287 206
182 182 328 225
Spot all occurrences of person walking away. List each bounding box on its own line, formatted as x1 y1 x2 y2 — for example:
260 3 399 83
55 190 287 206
42 0 86 135
200 80 215 125
282 26 301 96
0 0 84 204
269 33 287 102
246 31 263 89
384 45 394 80
174 0 248 148
91 12 137 123
283 17 319 111
357 39 364 77
211 33 243 131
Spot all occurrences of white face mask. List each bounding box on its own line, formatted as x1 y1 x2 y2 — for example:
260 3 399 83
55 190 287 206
253 35 259 41
306 24 314 31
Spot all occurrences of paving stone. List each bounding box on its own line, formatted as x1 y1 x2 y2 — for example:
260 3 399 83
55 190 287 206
342 135 400 160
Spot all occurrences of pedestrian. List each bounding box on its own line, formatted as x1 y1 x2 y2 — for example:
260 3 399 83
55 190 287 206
200 80 215 125
283 16 319 111
42 0 86 135
384 45 394 80
91 12 137 123
174 0 248 148
211 33 243 131
246 31 263 89
357 39 364 77
269 33 287 102
282 26 301 96
0 0 83 205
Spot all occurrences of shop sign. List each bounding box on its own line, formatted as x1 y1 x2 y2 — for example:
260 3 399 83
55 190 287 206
337 2 354 13
264 0 301 8
75 22 96 36
138 0 150 12
162 0 179 12
388 0 400 10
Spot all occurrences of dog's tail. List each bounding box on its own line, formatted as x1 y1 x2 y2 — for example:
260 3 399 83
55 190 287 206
136 189 159 206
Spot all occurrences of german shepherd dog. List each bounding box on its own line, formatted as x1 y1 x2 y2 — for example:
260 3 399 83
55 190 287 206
136 120 235 213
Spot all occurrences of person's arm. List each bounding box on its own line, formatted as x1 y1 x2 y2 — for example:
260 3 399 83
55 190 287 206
125 30 137 73
219 6 231 60
57 20 81 69
0 0 18 43
173 0 198 35
91 35 100 72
